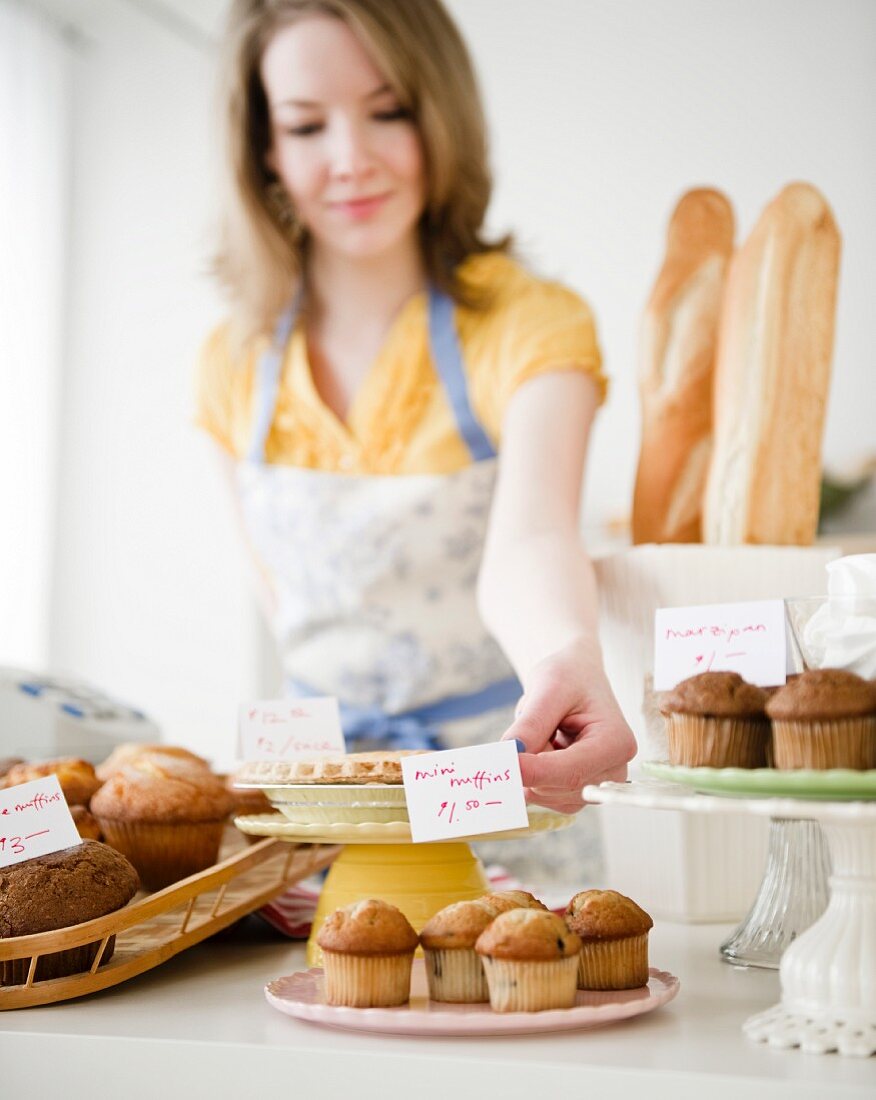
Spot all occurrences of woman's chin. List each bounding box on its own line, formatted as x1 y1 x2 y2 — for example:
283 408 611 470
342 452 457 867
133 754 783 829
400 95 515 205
315 222 421 265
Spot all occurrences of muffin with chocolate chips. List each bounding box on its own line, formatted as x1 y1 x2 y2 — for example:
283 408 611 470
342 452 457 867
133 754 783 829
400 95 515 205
475 908 581 1012
765 668 876 770
660 671 769 767
420 899 499 1003
564 889 653 990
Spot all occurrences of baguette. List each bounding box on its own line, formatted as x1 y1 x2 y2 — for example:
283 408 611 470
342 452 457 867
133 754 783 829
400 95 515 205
703 182 841 545
633 189 735 543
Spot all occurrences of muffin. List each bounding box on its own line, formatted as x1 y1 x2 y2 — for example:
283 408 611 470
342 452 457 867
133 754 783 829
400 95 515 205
316 899 418 1007
70 805 103 841
475 908 581 1012
0 840 139 985
660 671 769 767
97 743 211 782
90 756 234 889
481 890 548 913
5 758 102 806
765 668 876 770
420 900 499 1003
0 757 24 788
564 889 653 990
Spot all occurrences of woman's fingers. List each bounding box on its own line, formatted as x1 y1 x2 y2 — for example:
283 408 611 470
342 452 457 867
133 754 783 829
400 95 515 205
525 787 586 814
517 723 635 793
501 678 580 755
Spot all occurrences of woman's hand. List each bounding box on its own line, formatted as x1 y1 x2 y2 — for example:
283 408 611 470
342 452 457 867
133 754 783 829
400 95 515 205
501 636 637 814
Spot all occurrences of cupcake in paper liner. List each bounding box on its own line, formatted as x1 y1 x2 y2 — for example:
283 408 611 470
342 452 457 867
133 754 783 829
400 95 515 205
765 668 876 770
564 889 653 990
0 841 139 986
316 899 418 1007
419 900 499 1003
660 671 769 768
90 754 234 890
475 909 581 1012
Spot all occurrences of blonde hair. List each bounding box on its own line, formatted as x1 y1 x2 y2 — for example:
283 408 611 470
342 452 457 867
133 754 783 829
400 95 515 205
214 0 509 339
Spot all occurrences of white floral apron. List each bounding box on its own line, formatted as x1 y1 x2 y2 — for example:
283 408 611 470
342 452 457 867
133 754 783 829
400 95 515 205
236 287 521 750
234 287 602 885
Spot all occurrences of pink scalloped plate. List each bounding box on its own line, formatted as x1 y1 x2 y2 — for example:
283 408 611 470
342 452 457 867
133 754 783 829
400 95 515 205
265 959 680 1036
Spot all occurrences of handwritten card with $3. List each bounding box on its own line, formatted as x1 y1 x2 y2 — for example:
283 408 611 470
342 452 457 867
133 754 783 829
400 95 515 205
653 598 787 691
239 698 346 762
0 774 82 868
401 741 528 844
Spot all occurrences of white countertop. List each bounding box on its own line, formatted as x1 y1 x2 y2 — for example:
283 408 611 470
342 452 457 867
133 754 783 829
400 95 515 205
1 917 873 1099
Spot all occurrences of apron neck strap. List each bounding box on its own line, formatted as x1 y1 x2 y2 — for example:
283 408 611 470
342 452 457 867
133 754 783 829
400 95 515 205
427 285 496 463
247 284 496 464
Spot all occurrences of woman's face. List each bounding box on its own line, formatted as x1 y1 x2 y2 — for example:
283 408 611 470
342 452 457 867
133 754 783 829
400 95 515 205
261 16 425 263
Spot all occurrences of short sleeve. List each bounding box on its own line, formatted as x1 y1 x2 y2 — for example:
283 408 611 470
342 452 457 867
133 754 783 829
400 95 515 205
464 267 608 443
193 322 240 455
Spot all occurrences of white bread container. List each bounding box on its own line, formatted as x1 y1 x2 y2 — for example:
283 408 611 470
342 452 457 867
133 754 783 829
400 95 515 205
592 544 839 922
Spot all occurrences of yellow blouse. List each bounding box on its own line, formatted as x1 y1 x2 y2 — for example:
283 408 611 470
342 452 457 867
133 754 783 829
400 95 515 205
194 251 606 475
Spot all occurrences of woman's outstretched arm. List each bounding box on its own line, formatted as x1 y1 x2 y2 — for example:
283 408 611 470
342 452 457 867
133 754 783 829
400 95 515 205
477 370 636 812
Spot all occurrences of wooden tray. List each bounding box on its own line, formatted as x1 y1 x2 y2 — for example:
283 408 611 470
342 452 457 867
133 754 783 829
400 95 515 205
0 831 341 1009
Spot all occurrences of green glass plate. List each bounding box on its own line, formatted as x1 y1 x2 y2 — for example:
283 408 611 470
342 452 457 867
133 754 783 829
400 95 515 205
641 761 876 800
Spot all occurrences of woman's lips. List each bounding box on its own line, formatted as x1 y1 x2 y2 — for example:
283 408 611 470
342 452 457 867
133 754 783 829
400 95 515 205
329 193 391 219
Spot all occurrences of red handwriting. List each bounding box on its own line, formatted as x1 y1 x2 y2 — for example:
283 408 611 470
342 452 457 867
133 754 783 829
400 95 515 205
0 791 62 816
449 769 512 790
414 765 512 790
666 623 766 642
437 798 504 823
693 649 748 671
413 766 457 780
256 735 336 756
248 707 312 723
0 829 51 855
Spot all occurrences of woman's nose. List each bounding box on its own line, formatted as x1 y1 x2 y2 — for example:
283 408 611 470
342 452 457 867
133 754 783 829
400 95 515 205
328 117 374 180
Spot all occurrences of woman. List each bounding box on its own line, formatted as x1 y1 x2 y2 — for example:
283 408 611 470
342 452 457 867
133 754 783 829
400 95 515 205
196 0 635 852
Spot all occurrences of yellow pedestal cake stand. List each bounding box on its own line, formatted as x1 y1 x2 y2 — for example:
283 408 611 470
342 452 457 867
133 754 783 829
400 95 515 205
235 809 574 965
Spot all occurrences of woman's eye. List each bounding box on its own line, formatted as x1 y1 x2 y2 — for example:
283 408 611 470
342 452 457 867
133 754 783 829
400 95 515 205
284 122 323 137
373 107 410 122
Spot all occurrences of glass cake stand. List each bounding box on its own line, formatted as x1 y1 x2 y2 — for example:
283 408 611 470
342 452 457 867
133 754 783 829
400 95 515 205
235 798 574 966
641 762 849 968
584 778 876 1057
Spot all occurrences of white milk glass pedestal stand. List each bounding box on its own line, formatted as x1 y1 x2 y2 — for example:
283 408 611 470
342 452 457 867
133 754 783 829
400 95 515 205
583 780 876 1058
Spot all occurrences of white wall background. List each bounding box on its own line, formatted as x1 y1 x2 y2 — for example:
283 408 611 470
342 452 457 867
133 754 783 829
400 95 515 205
0 1 71 668
7 0 876 761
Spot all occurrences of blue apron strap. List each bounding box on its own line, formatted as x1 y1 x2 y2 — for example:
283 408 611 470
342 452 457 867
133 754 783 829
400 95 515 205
286 674 523 752
247 298 300 463
427 286 497 463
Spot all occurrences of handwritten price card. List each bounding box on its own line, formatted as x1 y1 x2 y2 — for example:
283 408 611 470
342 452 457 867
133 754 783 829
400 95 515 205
653 598 787 690
0 775 82 868
401 741 528 844
238 697 346 761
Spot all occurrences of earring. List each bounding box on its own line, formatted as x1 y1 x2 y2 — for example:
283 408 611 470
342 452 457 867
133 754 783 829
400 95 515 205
266 181 305 244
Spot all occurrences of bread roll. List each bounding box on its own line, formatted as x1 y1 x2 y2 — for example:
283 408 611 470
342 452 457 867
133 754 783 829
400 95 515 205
703 182 841 545
633 189 735 543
